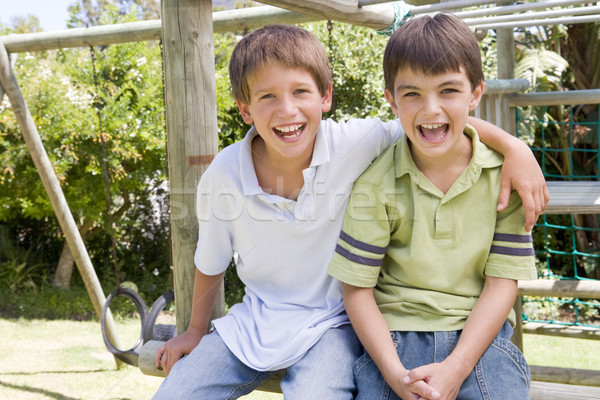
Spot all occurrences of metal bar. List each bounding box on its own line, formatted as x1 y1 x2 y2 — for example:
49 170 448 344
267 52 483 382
410 0 500 15
470 13 600 29
456 0 590 19
463 5 600 26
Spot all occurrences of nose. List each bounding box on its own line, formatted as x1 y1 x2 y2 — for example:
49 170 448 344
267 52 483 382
276 94 298 116
421 95 441 116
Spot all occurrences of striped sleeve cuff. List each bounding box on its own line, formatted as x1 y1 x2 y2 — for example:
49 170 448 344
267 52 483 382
334 231 386 267
490 233 534 257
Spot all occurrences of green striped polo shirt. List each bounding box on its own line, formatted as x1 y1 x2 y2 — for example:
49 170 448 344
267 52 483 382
328 125 537 331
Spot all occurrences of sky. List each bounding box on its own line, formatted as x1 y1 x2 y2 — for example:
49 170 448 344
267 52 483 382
1 0 74 32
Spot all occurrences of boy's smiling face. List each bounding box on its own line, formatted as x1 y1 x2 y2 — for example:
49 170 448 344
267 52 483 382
236 62 332 164
385 67 483 167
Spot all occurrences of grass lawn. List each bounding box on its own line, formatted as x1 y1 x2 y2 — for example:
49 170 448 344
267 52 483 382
0 318 282 400
0 317 598 399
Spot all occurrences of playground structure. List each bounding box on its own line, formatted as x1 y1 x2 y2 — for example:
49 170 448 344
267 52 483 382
2 0 600 398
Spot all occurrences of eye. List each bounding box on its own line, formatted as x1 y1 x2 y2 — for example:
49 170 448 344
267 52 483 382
442 88 459 94
294 88 309 95
402 91 419 98
260 93 274 100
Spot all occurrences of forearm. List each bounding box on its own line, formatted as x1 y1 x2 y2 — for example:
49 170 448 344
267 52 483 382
187 268 225 335
449 277 517 376
343 284 406 382
467 117 520 155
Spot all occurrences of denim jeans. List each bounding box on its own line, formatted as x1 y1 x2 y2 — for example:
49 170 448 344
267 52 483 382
151 323 361 400
354 321 531 400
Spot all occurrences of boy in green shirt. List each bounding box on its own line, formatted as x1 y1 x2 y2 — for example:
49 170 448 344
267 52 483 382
328 14 536 400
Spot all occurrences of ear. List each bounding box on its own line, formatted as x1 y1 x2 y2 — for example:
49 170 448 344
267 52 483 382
236 99 254 125
384 88 399 117
469 81 485 111
321 82 333 113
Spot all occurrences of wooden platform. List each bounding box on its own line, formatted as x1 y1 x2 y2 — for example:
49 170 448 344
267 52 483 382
530 381 600 399
546 181 600 214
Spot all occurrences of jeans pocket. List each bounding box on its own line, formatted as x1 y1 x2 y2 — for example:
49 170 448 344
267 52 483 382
353 349 373 377
490 335 531 386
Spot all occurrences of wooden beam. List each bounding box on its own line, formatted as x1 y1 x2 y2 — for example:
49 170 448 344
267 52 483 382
161 0 224 334
0 41 124 368
0 7 318 54
257 0 395 29
1 20 161 53
531 365 600 387
544 181 600 215
523 322 600 341
518 279 600 299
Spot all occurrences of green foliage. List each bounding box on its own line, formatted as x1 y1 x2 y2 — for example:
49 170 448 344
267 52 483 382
0 280 152 320
479 32 498 80
67 0 161 28
0 284 94 319
515 48 569 93
0 4 170 296
306 21 394 122
0 225 50 293
215 32 246 149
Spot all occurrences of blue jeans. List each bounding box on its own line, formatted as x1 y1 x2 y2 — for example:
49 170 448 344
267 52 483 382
151 323 361 399
354 321 531 400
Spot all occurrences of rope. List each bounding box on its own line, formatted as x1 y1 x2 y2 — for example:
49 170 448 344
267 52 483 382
89 45 121 289
377 1 413 36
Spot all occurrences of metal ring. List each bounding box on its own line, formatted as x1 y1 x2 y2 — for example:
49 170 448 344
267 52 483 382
100 287 148 366
143 289 176 343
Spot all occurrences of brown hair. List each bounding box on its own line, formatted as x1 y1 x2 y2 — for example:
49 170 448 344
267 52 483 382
229 24 332 104
383 13 484 95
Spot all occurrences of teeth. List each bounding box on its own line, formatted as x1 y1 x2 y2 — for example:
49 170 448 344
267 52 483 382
276 124 303 133
421 123 445 129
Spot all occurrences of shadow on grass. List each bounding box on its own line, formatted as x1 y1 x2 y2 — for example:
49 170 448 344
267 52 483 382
0 379 79 400
0 368 111 376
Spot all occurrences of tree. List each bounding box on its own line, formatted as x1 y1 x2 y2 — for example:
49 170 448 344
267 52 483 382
1 5 167 290
67 0 160 28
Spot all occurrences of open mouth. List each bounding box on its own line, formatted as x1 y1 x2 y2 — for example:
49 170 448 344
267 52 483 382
273 123 305 141
418 123 449 142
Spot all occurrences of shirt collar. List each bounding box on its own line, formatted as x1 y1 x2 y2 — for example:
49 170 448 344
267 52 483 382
239 127 262 196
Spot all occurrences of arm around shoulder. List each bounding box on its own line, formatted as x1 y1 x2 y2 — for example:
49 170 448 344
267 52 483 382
468 117 548 230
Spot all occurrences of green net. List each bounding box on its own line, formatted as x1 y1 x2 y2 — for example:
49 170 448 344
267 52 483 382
517 104 600 328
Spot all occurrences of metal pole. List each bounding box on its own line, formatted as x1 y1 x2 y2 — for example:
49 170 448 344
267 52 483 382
471 13 600 29
463 5 600 26
456 0 588 19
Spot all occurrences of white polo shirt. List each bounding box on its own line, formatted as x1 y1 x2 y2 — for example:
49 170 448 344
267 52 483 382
194 117 403 371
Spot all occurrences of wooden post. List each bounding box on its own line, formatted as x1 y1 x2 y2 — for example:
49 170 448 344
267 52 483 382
0 42 124 368
161 0 224 334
